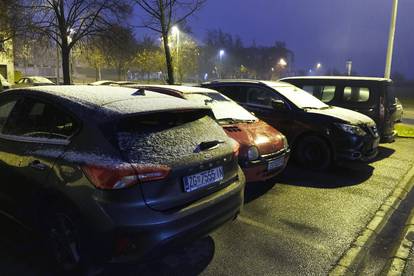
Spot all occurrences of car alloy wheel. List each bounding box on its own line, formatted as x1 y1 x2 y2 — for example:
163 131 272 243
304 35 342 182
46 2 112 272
295 136 331 170
47 212 81 271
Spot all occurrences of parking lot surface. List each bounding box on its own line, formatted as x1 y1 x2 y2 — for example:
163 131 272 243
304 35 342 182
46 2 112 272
1 138 413 275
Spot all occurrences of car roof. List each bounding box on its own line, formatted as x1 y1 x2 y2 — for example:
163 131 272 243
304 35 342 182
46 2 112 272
280 76 391 82
203 79 295 87
8 85 207 116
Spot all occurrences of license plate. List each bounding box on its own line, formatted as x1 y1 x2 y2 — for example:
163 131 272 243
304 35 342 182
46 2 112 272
183 166 224 192
268 157 284 171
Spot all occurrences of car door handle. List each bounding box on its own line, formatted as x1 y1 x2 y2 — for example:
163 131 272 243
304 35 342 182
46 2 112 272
29 160 47 171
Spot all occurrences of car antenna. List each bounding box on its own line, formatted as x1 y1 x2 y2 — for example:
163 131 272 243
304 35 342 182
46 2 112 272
132 88 146 96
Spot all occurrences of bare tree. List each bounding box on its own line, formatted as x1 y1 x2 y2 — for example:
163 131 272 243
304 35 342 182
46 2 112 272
0 0 32 43
22 0 131 84
133 0 205 84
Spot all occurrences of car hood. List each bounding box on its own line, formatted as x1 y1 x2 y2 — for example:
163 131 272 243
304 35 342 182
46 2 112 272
222 120 284 155
307 106 375 126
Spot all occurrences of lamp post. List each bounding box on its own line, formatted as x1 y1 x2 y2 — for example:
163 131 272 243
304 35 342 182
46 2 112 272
219 49 225 78
385 0 399 79
171 26 180 82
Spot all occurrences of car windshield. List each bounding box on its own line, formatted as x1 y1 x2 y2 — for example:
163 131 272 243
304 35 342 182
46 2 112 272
185 92 257 123
31 77 54 84
271 85 329 109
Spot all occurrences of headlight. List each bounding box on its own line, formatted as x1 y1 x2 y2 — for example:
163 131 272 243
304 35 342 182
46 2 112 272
335 123 367 136
281 134 289 150
247 146 260 161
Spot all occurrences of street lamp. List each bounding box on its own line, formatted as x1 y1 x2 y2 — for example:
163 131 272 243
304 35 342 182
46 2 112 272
385 0 399 79
218 49 225 78
316 63 322 70
278 58 287 67
171 25 180 82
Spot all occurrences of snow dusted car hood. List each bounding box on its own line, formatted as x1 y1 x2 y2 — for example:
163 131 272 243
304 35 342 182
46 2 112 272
223 120 285 156
307 106 375 126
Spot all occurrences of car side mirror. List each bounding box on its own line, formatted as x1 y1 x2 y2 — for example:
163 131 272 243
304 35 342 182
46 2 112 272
271 99 286 110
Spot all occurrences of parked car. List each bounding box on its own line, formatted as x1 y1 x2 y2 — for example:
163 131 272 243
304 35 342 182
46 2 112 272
202 80 380 170
14 76 55 87
0 85 245 271
0 73 11 91
124 84 290 182
89 80 117 86
280 76 399 142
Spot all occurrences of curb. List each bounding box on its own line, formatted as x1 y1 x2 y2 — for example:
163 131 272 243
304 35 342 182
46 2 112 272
383 208 414 275
329 164 414 275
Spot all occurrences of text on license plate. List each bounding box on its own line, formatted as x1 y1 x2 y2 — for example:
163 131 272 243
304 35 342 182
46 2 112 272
268 157 284 171
183 166 224 192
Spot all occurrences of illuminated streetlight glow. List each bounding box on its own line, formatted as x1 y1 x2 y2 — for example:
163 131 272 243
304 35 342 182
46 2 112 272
171 25 179 35
219 49 225 59
316 63 322 69
278 58 287 67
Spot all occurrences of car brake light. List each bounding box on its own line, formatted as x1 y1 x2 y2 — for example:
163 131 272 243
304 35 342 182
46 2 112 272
131 164 171 183
82 164 171 190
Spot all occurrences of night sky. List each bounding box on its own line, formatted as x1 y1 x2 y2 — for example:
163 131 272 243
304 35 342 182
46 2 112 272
182 0 414 78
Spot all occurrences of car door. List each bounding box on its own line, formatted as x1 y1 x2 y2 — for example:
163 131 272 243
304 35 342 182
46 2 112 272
241 86 295 139
0 94 76 225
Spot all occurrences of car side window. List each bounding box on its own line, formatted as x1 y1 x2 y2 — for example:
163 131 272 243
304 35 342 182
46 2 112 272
245 87 282 108
0 100 18 133
213 86 247 103
302 85 336 103
343 87 370 103
3 97 77 140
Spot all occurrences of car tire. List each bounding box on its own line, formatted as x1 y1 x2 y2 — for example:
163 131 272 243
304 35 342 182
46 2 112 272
294 135 332 170
38 203 93 275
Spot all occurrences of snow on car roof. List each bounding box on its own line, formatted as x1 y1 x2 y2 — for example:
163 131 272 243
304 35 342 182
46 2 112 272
19 85 208 115
280 76 391 82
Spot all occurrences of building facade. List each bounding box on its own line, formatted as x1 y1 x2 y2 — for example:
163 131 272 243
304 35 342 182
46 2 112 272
0 37 15 83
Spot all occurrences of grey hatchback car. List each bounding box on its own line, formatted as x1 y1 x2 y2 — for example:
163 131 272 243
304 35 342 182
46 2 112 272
0 86 245 271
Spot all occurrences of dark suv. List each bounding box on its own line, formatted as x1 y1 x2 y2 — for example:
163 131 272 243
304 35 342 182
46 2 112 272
202 80 380 170
280 76 399 142
0 85 245 271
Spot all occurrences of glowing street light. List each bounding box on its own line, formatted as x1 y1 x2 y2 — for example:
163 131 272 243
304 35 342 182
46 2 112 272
316 63 322 69
278 58 287 67
219 49 225 60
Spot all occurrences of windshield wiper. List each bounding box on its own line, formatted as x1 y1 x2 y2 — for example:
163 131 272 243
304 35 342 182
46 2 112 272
217 118 256 124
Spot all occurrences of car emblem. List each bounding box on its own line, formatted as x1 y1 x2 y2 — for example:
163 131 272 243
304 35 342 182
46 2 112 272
203 153 212 160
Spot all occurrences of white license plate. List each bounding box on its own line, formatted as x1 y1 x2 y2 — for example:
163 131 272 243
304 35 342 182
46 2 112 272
268 157 284 171
183 166 224 192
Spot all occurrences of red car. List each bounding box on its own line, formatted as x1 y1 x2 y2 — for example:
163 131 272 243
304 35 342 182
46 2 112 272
126 85 290 182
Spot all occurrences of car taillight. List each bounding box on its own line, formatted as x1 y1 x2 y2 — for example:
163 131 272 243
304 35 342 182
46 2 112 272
82 164 171 190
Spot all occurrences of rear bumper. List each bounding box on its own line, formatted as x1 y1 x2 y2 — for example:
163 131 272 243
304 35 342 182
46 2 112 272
241 150 290 182
87 168 245 263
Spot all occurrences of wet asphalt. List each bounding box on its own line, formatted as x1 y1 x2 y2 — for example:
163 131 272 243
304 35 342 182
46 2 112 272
1 138 414 276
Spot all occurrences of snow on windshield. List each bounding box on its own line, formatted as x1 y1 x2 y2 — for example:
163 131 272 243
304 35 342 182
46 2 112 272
272 85 328 109
185 92 257 121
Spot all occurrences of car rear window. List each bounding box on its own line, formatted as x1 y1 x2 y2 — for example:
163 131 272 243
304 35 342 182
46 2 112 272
116 109 228 165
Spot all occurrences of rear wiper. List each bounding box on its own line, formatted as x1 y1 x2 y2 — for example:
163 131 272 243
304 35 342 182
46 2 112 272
198 140 225 151
217 118 254 123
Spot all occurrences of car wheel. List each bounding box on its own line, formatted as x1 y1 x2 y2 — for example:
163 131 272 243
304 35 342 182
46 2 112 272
295 135 332 170
47 211 82 272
